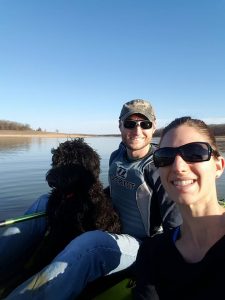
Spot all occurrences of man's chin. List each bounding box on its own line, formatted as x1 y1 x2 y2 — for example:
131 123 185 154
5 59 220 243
125 143 145 151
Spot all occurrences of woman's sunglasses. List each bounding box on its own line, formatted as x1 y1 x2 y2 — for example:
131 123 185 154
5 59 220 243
123 120 153 130
153 142 216 168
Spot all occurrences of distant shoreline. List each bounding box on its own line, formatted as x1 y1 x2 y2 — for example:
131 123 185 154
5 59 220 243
0 130 120 138
0 130 225 142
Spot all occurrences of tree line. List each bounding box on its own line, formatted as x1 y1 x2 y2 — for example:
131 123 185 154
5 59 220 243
155 124 225 137
145 123 225 137
0 120 32 131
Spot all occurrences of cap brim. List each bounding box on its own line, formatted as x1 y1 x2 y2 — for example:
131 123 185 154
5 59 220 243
120 111 154 122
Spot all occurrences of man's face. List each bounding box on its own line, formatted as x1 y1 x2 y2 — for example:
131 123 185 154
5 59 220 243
119 113 155 156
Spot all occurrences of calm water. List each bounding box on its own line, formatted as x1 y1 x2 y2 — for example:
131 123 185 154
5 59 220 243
1 136 225 220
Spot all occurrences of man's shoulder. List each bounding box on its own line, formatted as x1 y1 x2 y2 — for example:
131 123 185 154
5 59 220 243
143 145 158 174
109 142 126 162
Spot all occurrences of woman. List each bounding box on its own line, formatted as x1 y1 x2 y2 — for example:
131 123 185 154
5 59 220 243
134 116 225 300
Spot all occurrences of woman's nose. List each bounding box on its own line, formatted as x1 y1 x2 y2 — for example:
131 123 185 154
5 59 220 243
171 155 189 172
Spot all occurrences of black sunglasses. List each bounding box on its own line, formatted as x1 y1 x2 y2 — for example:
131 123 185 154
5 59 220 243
123 120 153 130
153 142 216 168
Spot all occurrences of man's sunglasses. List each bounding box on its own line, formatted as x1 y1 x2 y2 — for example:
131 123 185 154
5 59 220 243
153 142 216 168
123 120 153 130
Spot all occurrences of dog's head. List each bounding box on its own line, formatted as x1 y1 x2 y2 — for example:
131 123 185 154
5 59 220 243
46 138 101 215
46 164 95 195
50 138 100 179
46 163 97 236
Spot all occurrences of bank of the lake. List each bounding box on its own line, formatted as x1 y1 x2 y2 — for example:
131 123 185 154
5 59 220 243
0 130 121 138
1 130 225 143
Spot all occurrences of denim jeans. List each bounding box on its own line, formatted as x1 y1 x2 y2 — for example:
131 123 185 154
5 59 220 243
0 195 140 299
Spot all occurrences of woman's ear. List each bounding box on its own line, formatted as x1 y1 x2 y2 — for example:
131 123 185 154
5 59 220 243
215 156 225 179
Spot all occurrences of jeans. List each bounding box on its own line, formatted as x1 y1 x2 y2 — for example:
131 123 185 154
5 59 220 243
0 195 140 299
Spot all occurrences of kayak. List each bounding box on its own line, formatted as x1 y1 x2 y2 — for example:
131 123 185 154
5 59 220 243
0 213 135 299
78 271 134 300
92 278 133 300
0 276 134 300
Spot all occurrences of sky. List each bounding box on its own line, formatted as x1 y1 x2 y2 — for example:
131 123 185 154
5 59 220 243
0 0 225 134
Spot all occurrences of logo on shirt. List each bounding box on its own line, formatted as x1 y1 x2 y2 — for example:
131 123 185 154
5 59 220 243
116 166 127 179
111 165 135 189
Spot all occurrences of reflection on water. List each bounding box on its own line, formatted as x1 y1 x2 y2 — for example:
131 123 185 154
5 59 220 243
0 136 225 220
0 137 32 153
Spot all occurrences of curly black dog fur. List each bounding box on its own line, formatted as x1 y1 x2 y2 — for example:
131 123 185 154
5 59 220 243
35 138 121 263
46 138 121 249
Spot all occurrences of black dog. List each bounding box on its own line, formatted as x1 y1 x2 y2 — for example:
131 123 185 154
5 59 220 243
31 138 121 267
45 138 121 253
2 139 121 296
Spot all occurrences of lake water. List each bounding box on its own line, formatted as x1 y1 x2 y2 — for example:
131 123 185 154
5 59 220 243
1 136 225 221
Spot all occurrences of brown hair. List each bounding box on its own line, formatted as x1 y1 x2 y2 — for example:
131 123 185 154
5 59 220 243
160 116 220 157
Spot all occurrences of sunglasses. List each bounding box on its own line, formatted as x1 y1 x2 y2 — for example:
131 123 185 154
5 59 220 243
123 120 153 130
153 142 216 168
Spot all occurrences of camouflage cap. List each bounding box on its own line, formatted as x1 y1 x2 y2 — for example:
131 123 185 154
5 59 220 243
119 99 156 122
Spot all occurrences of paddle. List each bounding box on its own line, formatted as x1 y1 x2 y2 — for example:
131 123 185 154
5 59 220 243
0 212 46 227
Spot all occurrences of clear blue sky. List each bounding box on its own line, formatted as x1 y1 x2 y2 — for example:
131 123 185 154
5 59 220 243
0 0 225 134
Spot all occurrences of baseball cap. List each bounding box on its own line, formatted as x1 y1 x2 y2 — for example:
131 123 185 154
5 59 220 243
119 99 156 122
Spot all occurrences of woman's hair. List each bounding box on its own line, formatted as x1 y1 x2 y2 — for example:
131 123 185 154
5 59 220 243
159 116 221 157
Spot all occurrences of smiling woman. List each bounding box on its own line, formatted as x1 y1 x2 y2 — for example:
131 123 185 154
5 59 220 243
134 116 225 300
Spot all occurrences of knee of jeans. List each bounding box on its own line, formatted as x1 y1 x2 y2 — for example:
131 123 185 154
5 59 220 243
59 230 122 270
66 230 118 250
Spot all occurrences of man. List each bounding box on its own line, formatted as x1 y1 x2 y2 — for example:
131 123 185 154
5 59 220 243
1 99 182 299
109 99 181 239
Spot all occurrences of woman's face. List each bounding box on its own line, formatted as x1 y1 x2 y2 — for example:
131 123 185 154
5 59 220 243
158 125 224 206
